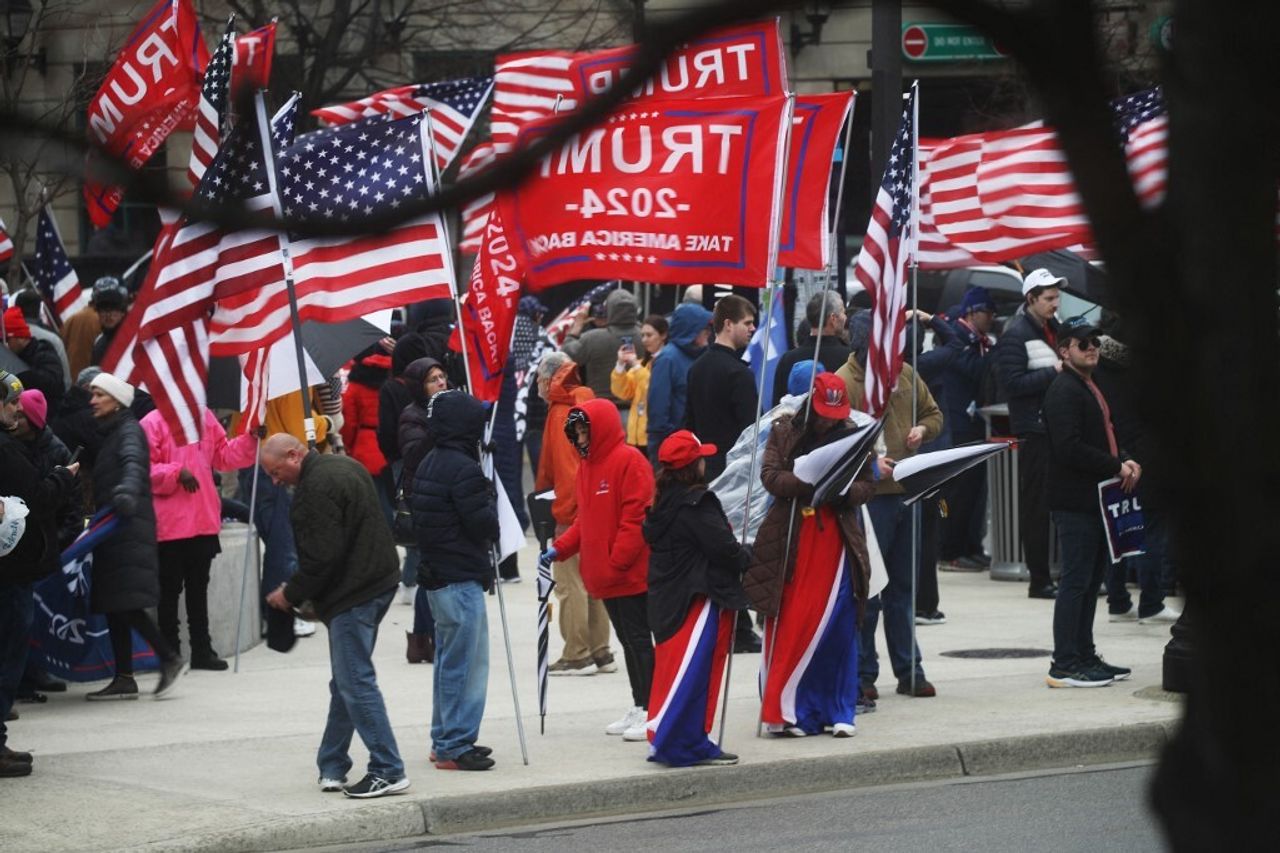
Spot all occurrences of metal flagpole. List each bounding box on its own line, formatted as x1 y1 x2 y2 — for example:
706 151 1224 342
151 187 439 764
233 436 263 673
121 248 154 283
907 82 922 697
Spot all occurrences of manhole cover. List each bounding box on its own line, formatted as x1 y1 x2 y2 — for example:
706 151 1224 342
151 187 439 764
939 648 1052 659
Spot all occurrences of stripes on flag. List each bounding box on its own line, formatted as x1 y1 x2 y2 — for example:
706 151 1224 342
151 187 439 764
457 142 496 253
491 52 577 153
187 18 236 191
33 208 88 323
0 216 13 263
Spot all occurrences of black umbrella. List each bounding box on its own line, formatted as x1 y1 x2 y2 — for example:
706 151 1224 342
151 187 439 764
892 441 1011 506
1021 248 1110 308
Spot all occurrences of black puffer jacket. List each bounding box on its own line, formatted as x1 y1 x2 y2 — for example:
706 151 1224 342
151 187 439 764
284 452 401 623
51 385 102 467
378 357 439 464
395 357 443 484
16 337 67 412
992 309 1060 436
643 482 749 644
0 432 76 585
89 410 160 613
25 427 83 548
410 390 499 588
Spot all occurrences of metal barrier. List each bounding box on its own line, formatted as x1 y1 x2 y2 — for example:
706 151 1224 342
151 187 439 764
981 405 1030 582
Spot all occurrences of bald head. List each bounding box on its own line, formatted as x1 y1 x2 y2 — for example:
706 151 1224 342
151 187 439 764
260 432 307 485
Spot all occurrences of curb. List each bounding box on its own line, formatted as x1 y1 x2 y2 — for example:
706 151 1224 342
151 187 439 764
134 723 1170 852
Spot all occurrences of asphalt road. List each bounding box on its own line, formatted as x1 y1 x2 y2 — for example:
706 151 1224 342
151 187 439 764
304 761 1166 853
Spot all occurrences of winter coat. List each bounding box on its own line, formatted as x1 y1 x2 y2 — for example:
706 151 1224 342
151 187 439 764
771 335 851 408
646 303 712 445
0 431 76 585
395 358 445 489
27 322 72 388
992 308 1060 436
1042 367 1129 514
262 389 329 447
15 336 67 412
90 410 160 613
141 408 257 543
283 452 401 622
684 342 759 474
24 426 83 549
741 413 876 619
836 358 943 496
643 482 749 644
534 362 594 526
936 317 991 445
552 397 655 599
563 289 642 405
340 357 391 477
379 357 437 463
610 361 651 446
410 391 500 588
50 384 102 468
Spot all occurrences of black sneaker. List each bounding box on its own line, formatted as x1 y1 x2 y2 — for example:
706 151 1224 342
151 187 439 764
694 751 739 766
1028 583 1058 600
733 631 763 654
1046 665 1113 688
154 657 187 698
915 610 947 625
435 748 495 771
87 675 139 701
429 744 492 762
190 650 229 671
342 773 411 798
855 692 877 715
0 756 32 777
1088 656 1131 681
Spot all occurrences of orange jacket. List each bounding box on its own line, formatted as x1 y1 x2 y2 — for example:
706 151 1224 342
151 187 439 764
534 361 594 526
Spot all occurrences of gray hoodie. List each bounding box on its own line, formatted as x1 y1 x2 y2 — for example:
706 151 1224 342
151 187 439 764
563 288 641 406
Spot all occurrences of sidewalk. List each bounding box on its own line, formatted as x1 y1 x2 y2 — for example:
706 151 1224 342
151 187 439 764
2 545 1183 853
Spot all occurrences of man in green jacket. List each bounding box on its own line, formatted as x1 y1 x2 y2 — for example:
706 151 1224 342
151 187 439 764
262 434 407 799
838 312 944 701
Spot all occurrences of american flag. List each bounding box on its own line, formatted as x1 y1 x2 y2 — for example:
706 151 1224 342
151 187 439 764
33 207 87 323
209 110 454 355
855 89 916 419
456 142 496 253
230 20 277 104
187 17 236 190
491 52 577 153
311 77 493 173
0 216 13 263
545 281 617 348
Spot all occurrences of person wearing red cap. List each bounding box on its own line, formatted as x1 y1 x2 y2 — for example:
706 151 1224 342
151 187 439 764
5 306 65 413
743 372 877 737
642 430 749 766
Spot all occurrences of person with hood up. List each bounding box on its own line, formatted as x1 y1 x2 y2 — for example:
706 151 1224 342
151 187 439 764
742 373 877 737
381 352 437 608
646 302 712 464
411 390 499 771
543 397 656 742
396 357 448 663
642 430 749 767
534 354 615 676
564 287 642 414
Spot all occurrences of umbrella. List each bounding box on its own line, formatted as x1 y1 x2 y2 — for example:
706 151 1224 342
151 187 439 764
527 491 556 734
207 313 391 410
892 441 1012 506
1020 248 1110 308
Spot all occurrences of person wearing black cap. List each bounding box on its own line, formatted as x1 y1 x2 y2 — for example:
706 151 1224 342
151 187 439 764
993 268 1064 599
1041 317 1140 688
642 430 749 766
88 277 130 368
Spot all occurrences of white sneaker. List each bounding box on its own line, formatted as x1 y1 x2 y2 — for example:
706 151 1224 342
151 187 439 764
606 706 646 736
1139 605 1181 624
832 722 857 738
294 618 317 638
622 721 648 741
318 776 346 792
1108 606 1138 622
400 585 416 605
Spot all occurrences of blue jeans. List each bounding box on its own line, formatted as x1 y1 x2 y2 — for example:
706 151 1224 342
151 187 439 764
860 495 925 685
1052 511 1109 670
426 581 489 760
0 583 33 751
317 589 404 781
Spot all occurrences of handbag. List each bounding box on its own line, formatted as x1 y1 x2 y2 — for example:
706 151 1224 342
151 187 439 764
391 468 416 547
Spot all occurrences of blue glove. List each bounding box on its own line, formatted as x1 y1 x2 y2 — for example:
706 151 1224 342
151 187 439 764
539 547 558 565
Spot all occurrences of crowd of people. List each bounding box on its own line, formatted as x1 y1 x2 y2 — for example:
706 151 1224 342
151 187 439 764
0 268 1179 793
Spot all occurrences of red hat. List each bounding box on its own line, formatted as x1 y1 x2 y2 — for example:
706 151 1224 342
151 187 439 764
658 430 717 469
810 372 851 420
3 306 31 340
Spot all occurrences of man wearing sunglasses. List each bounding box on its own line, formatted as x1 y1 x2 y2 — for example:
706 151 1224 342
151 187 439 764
1041 316 1141 688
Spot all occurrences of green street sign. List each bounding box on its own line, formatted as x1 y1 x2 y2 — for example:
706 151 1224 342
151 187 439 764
901 23 1009 62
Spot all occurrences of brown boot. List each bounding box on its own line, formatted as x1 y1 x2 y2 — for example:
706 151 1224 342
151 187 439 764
406 632 435 664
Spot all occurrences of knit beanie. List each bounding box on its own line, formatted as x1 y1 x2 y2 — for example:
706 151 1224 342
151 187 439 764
90 372 135 408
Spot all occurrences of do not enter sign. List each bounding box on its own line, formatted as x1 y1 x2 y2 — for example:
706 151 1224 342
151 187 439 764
901 23 1008 62
902 25 928 59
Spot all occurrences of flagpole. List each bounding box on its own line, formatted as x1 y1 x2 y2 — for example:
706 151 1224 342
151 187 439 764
908 81 922 698
121 248 154 284
422 112 475 394
233 436 263 673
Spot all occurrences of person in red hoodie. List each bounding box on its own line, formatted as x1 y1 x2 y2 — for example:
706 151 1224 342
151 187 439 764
542 397 655 741
341 352 394 520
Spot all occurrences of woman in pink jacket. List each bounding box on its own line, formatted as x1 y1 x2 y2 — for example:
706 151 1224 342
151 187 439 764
141 408 259 670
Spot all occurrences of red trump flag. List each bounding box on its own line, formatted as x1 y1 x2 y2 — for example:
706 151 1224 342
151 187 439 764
451 211 524 402
230 21 277 103
498 94 793 289
776 92 855 271
84 0 208 228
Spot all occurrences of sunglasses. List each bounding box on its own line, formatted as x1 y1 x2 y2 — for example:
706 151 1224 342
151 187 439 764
1071 336 1101 351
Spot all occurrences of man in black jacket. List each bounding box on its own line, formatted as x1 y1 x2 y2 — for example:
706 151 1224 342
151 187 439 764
261 433 408 799
0 370 79 777
684 294 758 480
5 307 65 413
770 290 849 407
410 390 500 771
992 268 1064 599
1041 317 1140 689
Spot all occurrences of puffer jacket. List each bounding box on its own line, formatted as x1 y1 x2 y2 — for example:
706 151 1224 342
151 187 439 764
643 481 749 644
395 357 444 488
741 412 875 620
534 362 594 526
15 336 67 412
992 308 1060 436
380 356 436 463
836 358 943 496
284 452 401 622
646 303 711 446
23 425 82 548
552 397 654 599
90 410 160 613
410 390 499 588
341 354 391 476
0 431 76 585
563 289 642 404
610 360 651 446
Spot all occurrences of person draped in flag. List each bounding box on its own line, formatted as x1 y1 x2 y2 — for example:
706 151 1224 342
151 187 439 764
642 430 749 767
743 372 876 737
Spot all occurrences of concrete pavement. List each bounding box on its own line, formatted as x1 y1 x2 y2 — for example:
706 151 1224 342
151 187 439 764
1 543 1183 853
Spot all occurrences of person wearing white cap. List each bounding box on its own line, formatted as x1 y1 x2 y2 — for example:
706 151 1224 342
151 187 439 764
83 373 185 701
992 269 1065 601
